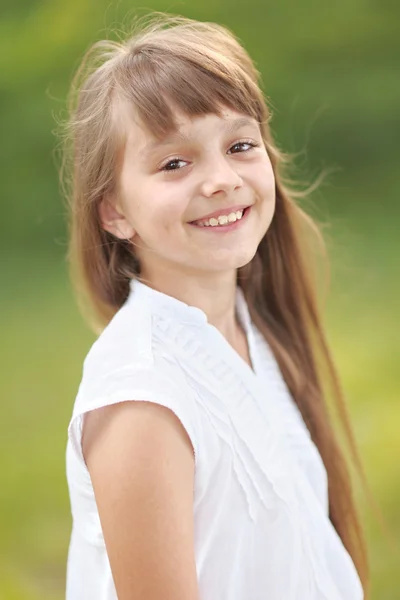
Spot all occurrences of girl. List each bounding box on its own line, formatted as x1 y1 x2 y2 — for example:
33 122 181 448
62 13 371 600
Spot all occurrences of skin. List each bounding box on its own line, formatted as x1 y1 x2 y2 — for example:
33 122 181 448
82 401 201 600
100 104 276 345
83 104 276 599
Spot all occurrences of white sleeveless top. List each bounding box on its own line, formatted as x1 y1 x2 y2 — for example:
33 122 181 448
65 278 363 600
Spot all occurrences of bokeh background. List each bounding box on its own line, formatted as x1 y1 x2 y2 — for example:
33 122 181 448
1 0 399 598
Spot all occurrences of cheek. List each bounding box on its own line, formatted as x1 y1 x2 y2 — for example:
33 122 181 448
246 159 275 200
259 161 275 200
153 189 183 226
135 182 186 234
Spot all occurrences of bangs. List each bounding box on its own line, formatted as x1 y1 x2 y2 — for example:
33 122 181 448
113 47 263 139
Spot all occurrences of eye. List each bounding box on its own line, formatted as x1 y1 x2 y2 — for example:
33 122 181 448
159 139 259 173
228 140 259 154
160 158 187 172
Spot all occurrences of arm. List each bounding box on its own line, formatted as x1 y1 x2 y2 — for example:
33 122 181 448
82 399 200 600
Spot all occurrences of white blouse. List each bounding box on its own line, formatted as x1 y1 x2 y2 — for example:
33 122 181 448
65 278 364 600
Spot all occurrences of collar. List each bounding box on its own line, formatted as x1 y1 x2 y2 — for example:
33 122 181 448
128 277 251 334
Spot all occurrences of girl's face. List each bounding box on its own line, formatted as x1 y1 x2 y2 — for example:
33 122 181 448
101 105 275 284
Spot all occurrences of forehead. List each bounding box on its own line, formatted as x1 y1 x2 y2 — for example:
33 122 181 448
117 101 259 156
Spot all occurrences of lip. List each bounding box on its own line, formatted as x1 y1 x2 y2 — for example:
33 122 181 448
188 204 251 224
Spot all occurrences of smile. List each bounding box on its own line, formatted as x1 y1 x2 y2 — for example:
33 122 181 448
188 206 251 231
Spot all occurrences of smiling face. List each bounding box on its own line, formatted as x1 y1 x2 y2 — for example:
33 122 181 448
100 104 276 288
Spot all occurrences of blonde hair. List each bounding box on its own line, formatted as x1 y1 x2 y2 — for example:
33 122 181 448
58 12 397 598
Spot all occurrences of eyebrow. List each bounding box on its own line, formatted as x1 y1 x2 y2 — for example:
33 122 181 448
141 116 259 158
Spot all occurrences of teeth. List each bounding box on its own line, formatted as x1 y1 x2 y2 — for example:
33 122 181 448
196 209 245 227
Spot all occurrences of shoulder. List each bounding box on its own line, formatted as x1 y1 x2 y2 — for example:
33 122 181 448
77 294 186 399
68 298 201 467
81 294 153 382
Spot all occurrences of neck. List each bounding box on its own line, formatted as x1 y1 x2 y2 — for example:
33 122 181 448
138 267 241 342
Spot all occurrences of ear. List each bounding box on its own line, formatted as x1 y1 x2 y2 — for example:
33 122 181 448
99 196 136 240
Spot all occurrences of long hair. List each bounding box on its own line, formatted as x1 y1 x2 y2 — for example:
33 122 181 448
58 13 395 598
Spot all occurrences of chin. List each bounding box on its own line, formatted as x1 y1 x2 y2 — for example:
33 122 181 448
202 247 258 272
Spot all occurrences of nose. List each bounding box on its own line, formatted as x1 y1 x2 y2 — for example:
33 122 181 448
200 155 243 197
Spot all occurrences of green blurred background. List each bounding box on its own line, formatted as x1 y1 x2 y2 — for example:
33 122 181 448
1 0 399 598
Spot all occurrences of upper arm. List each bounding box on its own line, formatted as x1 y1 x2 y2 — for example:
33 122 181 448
82 400 200 600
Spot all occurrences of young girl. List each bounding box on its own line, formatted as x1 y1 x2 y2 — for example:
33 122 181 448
62 13 370 600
